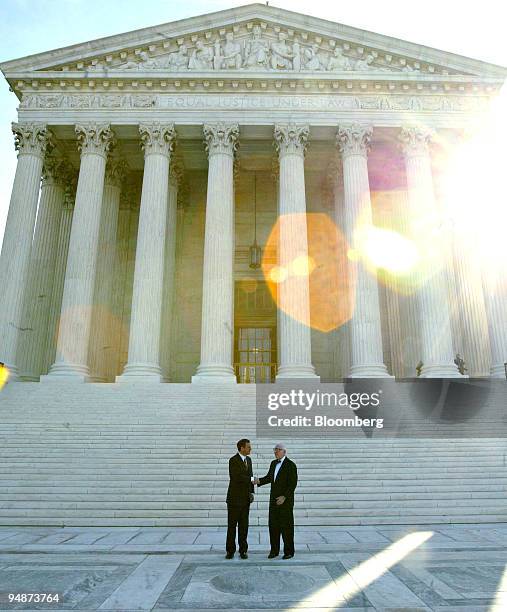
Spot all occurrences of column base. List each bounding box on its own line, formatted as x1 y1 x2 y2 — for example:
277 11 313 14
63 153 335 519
192 363 237 384
40 362 90 383
420 363 465 378
490 363 507 379
116 362 163 383
19 374 40 382
349 364 394 378
276 364 319 380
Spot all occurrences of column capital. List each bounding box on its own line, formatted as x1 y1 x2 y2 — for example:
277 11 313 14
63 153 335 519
105 157 129 188
63 174 78 210
399 125 435 158
203 123 239 158
336 123 372 158
75 123 116 158
42 156 73 188
139 123 176 157
270 156 280 182
12 122 53 158
274 123 309 158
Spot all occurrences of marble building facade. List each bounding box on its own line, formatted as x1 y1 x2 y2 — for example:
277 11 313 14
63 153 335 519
0 3 506 384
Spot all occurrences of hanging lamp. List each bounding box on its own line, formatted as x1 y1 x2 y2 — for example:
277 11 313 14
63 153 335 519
249 172 262 269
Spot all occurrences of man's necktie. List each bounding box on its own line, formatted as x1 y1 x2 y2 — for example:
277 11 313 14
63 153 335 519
244 458 248 470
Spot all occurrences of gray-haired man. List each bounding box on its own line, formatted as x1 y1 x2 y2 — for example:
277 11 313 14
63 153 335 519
255 442 298 559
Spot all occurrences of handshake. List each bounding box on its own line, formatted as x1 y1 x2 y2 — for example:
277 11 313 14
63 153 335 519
252 477 261 486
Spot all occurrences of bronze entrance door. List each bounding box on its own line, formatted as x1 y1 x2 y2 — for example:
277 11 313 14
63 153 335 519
234 280 277 383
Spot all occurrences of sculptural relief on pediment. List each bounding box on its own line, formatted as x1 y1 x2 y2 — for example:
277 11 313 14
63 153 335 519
48 22 464 77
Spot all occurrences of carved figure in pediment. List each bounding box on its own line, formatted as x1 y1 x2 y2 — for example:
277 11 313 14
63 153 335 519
303 43 325 71
162 43 189 70
354 54 375 71
188 39 213 70
292 40 302 71
270 32 294 70
120 57 140 70
138 51 160 69
326 47 352 71
244 25 269 69
221 32 243 69
88 61 105 71
213 39 224 70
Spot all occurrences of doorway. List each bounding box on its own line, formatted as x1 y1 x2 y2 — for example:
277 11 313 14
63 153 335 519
234 280 277 383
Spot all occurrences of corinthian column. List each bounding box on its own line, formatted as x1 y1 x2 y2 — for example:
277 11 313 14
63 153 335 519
117 123 175 381
89 157 126 381
399 126 461 377
192 123 239 383
19 156 70 380
44 183 76 373
483 271 507 378
0 122 52 379
337 124 390 377
274 123 318 379
160 161 181 381
43 123 115 382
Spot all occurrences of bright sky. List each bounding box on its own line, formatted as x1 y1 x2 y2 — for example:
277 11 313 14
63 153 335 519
0 0 505 248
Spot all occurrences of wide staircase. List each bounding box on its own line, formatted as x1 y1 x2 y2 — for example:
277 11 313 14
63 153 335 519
0 382 506 526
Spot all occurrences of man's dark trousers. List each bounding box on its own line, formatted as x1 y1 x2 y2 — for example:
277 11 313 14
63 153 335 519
226 503 250 555
268 499 294 556
258 457 298 557
226 453 254 554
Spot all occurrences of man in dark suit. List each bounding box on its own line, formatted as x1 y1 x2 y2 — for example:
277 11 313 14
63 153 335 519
225 438 254 559
255 442 297 559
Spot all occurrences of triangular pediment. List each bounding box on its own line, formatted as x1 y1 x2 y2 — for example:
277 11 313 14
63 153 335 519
1 3 505 82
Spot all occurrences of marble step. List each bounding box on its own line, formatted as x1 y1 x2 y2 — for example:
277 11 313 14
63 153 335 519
1 503 506 517
0 497 505 510
2 476 505 486
1 489 505 501
0 461 507 482
2 515 507 528
2 482 505 494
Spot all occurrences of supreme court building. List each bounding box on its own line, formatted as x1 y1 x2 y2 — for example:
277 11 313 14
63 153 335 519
1 3 506 385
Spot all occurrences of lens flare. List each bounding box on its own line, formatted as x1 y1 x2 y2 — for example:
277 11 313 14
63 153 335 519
268 265 288 284
262 212 354 333
356 225 419 274
439 84 506 286
290 255 316 276
0 364 10 389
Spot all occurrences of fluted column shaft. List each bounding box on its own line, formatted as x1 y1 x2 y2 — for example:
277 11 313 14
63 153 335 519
400 126 460 377
19 158 69 380
109 203 130 379
192 123 239 383
274 123 318 380
44 194 75 373
0 123 52 379
89 159 125 381
117 123 175 381
44 123 115 382
160 166 179 381
483 272 507 378
337 124 390 377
